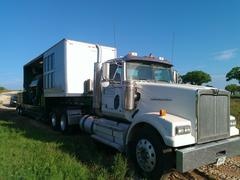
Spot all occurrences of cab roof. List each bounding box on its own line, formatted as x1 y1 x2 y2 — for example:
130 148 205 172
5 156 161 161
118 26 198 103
107 54 173 67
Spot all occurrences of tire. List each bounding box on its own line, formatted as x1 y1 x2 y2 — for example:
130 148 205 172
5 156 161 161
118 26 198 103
50 112 59 130
129 127 174 179
16 107 20 115
18 106 23 116
60 113 68 133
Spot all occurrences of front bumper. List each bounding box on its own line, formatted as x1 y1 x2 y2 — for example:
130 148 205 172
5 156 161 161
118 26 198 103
176 136 240 172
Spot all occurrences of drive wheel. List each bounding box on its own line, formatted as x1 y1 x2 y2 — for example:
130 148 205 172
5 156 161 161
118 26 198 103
60 113 68 133
50 112 59 130
129 127 173 179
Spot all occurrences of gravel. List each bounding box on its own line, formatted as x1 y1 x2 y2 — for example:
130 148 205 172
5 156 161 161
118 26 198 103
162 156 240 180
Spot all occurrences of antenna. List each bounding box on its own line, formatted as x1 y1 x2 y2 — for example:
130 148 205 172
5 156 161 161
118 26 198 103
171 32 175 63
113 22 117 48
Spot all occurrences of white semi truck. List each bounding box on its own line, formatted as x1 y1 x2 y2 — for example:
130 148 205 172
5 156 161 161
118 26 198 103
17 39 240 179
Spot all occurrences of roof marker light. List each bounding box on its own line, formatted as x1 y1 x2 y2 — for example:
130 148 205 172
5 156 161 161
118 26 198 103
159 57 165 61
128 52 138 56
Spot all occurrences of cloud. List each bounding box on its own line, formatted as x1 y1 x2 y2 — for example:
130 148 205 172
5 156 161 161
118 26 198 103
213 48 238 61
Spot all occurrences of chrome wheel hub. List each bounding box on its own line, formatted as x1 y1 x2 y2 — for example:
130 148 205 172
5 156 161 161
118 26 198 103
136 139 156 172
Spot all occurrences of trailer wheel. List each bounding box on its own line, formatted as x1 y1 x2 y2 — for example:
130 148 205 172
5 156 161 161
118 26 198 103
50 112 59 130
60 113 68 133
17 106 23 116
129 127 173 179
16 107 20 115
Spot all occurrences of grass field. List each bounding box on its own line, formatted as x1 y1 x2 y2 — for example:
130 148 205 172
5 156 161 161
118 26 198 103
0 97 239 179
0 110 131 179
0 89 9 93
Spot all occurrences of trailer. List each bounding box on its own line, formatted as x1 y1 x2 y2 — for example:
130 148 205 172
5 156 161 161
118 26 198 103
17 39 240 179
17 39 116 131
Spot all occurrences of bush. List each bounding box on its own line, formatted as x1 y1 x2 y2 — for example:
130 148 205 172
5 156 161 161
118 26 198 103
231 98 240 129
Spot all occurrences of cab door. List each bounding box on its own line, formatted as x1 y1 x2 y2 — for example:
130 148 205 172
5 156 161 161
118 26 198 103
101 62 124 118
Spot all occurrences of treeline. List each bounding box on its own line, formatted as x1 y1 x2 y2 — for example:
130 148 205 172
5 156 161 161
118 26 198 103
225 67 240 95
0 86 6 91
181 66 240 95
225 84 240 95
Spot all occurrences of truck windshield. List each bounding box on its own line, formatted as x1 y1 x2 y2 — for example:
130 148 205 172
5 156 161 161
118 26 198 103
126 62 172 82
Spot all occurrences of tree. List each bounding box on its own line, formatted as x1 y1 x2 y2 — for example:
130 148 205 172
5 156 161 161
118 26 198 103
225 84 239 95
0 86 6 90
181 71 211 85
226 67 240 83
237 85 240 94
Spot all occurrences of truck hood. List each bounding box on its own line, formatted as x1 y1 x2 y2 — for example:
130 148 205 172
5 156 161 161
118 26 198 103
135 82 215 121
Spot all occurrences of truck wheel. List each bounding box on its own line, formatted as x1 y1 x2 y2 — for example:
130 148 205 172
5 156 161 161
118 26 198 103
129 127 173 179
50 112 59 130
60 113 68 133
16 107 20 115
18 107 23 116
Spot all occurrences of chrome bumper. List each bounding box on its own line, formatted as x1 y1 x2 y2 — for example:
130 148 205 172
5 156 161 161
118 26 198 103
176 136 240 172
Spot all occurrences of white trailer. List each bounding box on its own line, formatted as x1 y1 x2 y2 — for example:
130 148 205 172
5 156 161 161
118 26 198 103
19 39 116 129
42 39 116 96
17 39 240 179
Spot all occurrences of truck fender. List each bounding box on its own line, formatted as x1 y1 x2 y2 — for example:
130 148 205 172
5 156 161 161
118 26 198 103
126 113 195 148
126 113 172 147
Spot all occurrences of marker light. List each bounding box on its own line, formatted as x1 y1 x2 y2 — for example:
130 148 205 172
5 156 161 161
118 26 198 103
158 57 165 60
159 109 167 116
128 52 138 56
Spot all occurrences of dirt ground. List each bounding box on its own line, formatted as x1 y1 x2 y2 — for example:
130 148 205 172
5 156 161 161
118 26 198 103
0 91 240 180
0 91 19 109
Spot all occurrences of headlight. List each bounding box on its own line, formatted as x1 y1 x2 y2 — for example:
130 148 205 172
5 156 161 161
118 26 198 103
176 125 191 135
230 120 237 127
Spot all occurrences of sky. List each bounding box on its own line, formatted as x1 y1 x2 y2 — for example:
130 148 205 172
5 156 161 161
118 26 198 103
0 0 239 90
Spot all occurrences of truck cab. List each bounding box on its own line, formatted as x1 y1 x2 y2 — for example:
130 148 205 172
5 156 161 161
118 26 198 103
100 52 174 120
87 52 240 178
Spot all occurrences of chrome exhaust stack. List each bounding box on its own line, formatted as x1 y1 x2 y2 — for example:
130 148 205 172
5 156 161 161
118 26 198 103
93 45 102 116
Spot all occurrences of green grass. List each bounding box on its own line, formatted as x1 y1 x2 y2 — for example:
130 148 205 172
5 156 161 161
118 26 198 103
0 98 239 179
0 110 132 179
230 97 240 129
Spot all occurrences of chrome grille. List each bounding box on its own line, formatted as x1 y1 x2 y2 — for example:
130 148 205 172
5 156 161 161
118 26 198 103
198 91 230 143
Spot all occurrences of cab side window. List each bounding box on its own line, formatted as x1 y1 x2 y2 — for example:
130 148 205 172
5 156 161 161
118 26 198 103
109 63 122 83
